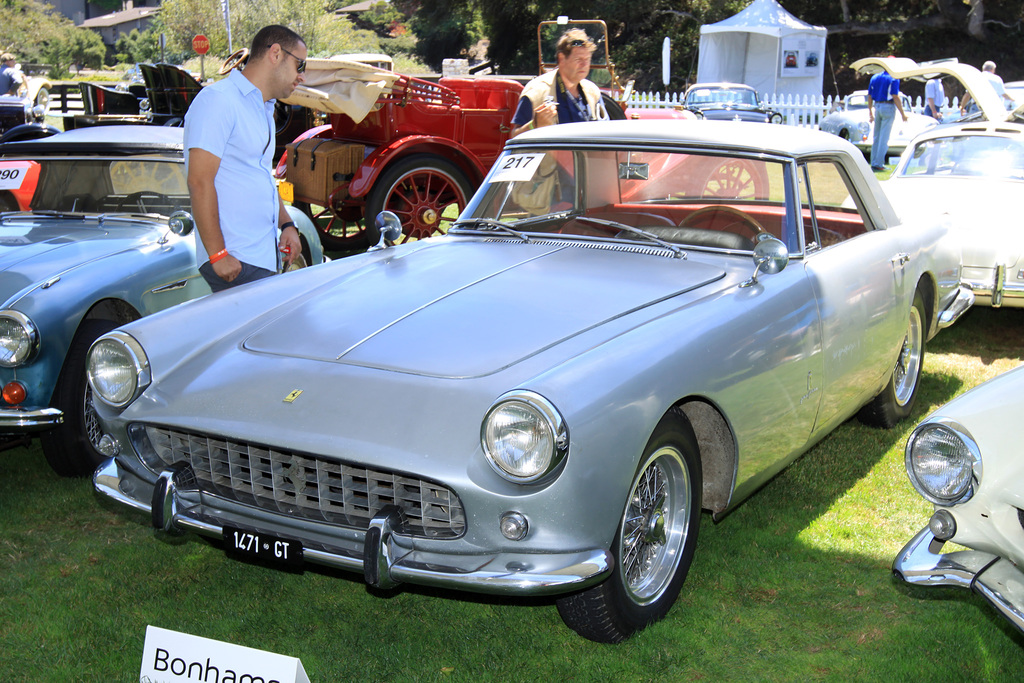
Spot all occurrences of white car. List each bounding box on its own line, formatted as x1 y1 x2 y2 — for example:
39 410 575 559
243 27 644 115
818 89 937 161
894 362 1024 635
881 58 1024 307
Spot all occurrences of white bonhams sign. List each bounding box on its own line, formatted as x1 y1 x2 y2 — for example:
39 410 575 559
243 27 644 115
140 625 311 683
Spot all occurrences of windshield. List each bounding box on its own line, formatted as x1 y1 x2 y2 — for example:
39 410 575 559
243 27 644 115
686 88 759 107
6 157 189 213
459 147 802 253
900 135 1024 180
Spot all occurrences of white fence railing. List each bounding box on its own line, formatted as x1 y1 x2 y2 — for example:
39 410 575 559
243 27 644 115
625 90 963 128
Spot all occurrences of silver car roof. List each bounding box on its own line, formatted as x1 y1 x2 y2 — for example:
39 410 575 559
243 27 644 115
508 119 861 159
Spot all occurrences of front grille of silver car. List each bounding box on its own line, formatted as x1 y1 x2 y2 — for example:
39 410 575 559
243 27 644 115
143 426 465 538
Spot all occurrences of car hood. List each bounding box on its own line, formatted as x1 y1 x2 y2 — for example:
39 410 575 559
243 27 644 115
243 240 727 379
851 57 1009 122
0 218 158 302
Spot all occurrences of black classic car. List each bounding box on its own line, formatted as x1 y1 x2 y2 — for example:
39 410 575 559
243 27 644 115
681 82 783 123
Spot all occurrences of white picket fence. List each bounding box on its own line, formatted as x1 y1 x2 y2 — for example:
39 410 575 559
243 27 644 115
625 90 963 128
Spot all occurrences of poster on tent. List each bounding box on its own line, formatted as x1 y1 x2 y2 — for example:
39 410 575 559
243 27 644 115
779 33 825 79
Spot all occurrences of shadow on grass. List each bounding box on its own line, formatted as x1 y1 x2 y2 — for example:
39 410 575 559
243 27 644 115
2 306 1024 679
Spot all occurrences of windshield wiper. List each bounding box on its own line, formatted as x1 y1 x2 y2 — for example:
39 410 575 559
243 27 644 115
451 218 530 242
574 216 684 258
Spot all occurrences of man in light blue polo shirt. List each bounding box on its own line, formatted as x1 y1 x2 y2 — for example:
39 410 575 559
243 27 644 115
184 25 306 292
866 68 907 172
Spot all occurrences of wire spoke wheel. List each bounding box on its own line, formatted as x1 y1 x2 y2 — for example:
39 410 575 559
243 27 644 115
894 299 923 406
619 446 692 604
556 411 701 643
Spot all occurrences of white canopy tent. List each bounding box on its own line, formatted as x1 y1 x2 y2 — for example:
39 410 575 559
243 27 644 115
696 0 826 98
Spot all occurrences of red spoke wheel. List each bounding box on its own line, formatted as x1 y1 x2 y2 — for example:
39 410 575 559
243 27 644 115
365 155 474 244
700 159 768 199
295 191 372 252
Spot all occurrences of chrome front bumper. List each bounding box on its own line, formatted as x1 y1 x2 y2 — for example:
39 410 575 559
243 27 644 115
893 526 1024 635
965 266 1024 308
937 285 975 329
0 406 62 431
94 457 613 596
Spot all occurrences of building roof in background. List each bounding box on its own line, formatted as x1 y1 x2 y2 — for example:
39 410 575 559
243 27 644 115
336 1 378 12
79 6 160 29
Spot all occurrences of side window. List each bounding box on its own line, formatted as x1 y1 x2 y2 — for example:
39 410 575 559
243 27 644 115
798 160 869 251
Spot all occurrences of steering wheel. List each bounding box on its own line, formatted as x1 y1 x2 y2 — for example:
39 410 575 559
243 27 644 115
116 191 170 212
679 205 767 237
219 48 249 75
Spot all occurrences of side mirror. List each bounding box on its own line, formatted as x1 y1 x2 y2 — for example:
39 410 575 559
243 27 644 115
167 211 195 236
740 235 788 288
368 211 403 251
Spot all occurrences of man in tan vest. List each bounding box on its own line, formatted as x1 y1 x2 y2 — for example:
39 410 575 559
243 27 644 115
511 29 608 137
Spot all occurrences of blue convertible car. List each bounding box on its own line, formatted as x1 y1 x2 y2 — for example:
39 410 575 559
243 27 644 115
91 121 971 642
0 126 325 476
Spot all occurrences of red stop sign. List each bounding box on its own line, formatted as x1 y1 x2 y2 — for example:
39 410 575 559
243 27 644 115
192 35 210 55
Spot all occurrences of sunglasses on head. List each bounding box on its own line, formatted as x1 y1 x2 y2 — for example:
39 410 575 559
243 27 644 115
569 39 588 47
272 45 305 73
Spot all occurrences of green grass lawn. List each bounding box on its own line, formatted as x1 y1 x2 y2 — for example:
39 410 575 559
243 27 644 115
1 307 1022 681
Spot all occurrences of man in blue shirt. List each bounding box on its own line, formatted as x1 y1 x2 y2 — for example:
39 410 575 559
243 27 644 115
866 69 907 171
184 25 306 292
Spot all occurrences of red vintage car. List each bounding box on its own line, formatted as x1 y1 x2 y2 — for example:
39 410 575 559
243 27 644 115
277 19 674 251
275 63 523 250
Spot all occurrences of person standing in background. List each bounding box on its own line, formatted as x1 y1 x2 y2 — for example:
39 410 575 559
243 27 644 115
0 54 26 96
510 29 608 137
925 76 945 121
867 67 908 171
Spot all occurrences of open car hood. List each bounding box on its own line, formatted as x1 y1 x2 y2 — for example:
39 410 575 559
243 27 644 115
851 57 1011 123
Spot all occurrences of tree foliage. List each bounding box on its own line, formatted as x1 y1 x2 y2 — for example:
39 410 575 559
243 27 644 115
159 0 388 61
410 0 1024 91
114 29 162 65
0 0 106 76
407 0 484 70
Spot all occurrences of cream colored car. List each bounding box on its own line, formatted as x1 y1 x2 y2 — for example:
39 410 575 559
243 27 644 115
895 362 1024 635
878 57 1024 307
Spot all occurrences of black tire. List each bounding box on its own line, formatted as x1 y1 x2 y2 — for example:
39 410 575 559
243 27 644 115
602 92 627 121
41 319 122 477
556 410 702 643
858 290 926 428
364 155 474 243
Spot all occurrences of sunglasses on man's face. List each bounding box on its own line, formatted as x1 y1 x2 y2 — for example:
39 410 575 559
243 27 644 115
275 45 306 73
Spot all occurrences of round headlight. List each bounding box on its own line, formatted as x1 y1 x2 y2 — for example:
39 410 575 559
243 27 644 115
482 391 568 483
0 311 38 367
87 331 151 408
905 420 981 505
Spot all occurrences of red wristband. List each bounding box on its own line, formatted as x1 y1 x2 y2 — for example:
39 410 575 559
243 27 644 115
209 249 229 264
